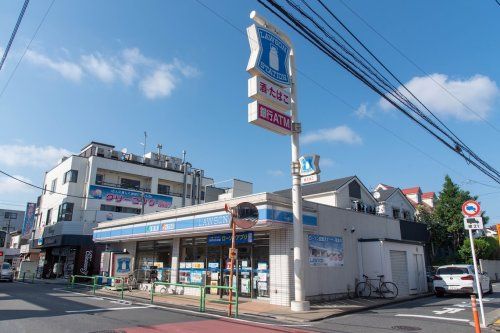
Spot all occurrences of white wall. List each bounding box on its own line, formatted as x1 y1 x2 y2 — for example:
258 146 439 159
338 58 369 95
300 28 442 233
384 191 415 221
303 204 401 299
480 259 500 281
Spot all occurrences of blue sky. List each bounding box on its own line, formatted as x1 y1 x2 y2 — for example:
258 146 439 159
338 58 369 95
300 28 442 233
0 0 499 224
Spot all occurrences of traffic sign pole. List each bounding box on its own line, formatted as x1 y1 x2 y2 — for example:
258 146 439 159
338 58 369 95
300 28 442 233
228 216 236 317
468 228 486 327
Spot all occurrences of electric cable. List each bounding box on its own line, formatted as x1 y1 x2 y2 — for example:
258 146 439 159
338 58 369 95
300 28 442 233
0 0 30 72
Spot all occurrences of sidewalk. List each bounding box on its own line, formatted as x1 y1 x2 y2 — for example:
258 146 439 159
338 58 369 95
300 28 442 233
88 286 432 323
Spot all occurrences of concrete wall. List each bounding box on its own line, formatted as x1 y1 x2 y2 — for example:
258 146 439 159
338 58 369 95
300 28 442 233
303 204 401 301
480 259 500 282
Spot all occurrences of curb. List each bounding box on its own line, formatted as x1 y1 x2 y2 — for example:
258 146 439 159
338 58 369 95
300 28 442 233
256 293 434 323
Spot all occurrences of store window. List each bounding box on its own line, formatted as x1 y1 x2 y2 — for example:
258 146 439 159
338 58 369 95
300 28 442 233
135 240 173 282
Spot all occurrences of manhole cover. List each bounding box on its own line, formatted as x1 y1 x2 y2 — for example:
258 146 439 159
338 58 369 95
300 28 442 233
391 326 422 332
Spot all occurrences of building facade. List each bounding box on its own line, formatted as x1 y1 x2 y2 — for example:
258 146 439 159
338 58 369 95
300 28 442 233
0 209 24 233
93 176 429 307
33 141 249 279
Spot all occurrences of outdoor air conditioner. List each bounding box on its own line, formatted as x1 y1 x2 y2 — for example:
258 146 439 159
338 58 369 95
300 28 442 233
111 151 119 160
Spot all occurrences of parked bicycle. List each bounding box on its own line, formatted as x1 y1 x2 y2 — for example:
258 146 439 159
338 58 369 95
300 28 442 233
355 274 398 299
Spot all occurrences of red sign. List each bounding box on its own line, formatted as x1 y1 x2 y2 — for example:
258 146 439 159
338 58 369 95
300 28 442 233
462 200 481 217
248 101 291 135
0 251 3 256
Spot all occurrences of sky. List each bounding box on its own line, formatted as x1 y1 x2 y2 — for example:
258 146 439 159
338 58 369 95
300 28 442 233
0 0 499 225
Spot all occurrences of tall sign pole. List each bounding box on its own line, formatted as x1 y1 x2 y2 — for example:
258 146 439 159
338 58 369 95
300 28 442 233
247 11 309 312
462 200 485 327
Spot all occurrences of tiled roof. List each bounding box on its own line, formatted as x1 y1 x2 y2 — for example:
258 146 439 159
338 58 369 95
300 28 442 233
422 192 435 199
402 187 421 195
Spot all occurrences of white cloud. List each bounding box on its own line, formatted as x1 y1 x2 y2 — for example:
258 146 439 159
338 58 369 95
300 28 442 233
0 175 37 195
81 53 115 83
25 50 83 82
26 47 199 99
0 144 72 168
140 65 177 99
354 103 373 119
321 157 335 167
267 170 285 177
379 74 499 121
302 126 362 145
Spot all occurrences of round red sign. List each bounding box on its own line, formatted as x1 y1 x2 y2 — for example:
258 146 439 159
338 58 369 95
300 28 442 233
462 200 480 217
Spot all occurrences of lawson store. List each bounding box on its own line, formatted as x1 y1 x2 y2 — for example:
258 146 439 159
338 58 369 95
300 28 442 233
93 191 427 306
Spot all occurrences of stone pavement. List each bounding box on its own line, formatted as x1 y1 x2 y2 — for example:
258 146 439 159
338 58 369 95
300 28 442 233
86 286 432 323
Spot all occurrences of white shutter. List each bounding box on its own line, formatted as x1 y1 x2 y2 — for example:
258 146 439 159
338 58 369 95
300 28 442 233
390 250 409 297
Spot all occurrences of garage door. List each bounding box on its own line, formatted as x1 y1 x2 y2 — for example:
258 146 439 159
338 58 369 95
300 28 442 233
390 250 409 297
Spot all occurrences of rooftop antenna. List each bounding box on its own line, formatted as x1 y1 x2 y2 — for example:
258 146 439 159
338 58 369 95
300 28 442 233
140 131 147 157
157 144 163 157
182 150 186 163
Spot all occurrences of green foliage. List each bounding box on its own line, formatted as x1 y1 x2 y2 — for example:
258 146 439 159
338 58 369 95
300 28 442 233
458 237 497 263
431 175 488 252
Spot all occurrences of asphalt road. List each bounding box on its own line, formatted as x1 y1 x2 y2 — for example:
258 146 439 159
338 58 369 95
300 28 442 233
309 283 500 333
0 281 498 333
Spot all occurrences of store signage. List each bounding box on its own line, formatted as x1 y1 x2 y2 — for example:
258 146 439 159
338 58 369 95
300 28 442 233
80 250 93 275
247 24 291 87
299 155 321 176
463 217 484 230
21 202 36 237
308 234 344 267
207 231 254 246
248 101 292 135
301 174 320 185
89 185 173 209
248 76 290 111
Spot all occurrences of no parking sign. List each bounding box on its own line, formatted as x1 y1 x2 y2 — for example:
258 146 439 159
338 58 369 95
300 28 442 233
461 200 480 217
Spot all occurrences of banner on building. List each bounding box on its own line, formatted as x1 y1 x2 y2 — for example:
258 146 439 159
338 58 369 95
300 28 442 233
21 202 37 237
207 231 254 246
308 234 344 267
89 185 173 209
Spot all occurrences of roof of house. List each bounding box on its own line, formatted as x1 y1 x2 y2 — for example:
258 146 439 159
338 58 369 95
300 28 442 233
422 192 435 199
378 183 394 190
372 188 398 202
274 175 356 198
402 187 421 195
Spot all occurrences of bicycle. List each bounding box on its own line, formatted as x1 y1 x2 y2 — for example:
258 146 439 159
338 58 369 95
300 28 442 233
355 274 398 299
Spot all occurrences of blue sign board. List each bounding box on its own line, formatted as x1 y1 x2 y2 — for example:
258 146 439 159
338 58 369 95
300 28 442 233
299 155 320 176
207 231 254 246
247 24 290 87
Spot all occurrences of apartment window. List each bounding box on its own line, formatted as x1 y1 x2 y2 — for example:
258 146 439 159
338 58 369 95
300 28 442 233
158 184 171 195
403 210 412 221
121 178 140 190
392 208 400 219
95 174 103 185
57 202 74 221
100 204 141 215
46 209 52 225
4 212 17 219
50 179 57 194
63 170 78 184
200 191 205 201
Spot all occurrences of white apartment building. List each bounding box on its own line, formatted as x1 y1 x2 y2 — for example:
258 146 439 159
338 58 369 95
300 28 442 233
34 141 252 278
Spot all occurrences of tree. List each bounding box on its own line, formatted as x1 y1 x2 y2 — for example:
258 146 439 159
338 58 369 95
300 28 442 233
458 237 497 263
432 175 479 252
416 205 446 260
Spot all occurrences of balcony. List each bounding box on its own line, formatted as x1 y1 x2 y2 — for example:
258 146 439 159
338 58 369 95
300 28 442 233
96 180 151 193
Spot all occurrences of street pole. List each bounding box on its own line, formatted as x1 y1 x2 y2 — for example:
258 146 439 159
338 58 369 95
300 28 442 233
468 228 485 327
250 11 309 312
228 217 236 317
289 40 309 313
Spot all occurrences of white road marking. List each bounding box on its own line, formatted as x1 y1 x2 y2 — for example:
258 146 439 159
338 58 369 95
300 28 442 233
54 287 311 327
395 314 470 323
66 305 152 313
433 308 465 315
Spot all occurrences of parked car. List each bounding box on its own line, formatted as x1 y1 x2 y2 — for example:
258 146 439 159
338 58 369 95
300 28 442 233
0 262 14 282
432 264 492 297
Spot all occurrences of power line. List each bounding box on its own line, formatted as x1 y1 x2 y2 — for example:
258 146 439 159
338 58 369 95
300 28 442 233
0 0 30 72
258 0 500 184
335 0 500 134
0 0 56 99
193 0 499 189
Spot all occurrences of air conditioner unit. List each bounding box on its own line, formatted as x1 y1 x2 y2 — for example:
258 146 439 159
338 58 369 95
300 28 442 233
111 151 120 160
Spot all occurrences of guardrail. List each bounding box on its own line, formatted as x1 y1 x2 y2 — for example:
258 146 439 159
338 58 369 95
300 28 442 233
16 272 35 283
150 282 205 312
205 285 239 318
68 275 97 294
68 275 126 299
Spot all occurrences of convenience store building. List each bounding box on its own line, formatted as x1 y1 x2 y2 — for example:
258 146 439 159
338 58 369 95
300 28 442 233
93 179 429 306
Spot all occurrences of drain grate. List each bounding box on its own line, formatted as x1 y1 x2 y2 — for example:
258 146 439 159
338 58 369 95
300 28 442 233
391 326 422 332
